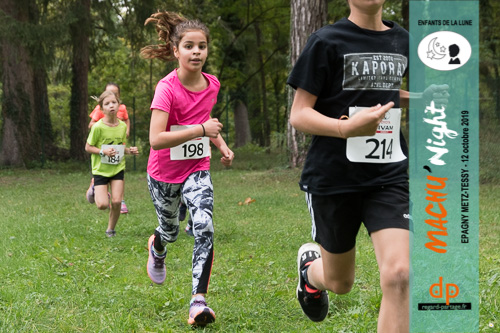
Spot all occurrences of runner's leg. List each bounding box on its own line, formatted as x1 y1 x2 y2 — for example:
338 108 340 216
371 228 409 333
307 246 356 295
182 171 214 296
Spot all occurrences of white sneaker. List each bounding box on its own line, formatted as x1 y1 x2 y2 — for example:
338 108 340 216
147 234 166 284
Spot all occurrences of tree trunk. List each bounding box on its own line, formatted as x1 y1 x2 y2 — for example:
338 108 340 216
287 0 327 167
0 0 42 166
401 0 409 31
255 22 271 148
69 0 91 161
495 68 500 120
234 100 252 148
251 103 264 146
33 61 55 164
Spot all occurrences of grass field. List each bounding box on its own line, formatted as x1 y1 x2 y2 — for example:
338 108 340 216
0 139 498 332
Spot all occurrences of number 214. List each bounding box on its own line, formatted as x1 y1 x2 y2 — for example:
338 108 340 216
365 138 393 159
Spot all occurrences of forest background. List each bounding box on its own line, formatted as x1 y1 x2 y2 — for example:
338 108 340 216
0 0 499 173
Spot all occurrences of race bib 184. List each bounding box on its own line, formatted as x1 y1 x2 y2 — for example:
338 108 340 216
100 144 125 165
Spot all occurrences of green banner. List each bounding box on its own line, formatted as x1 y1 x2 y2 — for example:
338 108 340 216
409 1 479 332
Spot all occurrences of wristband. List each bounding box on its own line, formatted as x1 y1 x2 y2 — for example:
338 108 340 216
200 124 206 137
338 115 349 139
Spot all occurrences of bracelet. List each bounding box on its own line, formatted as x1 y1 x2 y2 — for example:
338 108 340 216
338 115 349 139
200 123 206 137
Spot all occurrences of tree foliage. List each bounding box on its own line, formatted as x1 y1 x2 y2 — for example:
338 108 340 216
479 0 500 121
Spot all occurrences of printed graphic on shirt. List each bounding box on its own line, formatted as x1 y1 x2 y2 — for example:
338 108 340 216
343 53 407 91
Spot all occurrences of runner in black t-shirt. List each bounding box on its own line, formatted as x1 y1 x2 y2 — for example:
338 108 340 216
288 0 410 331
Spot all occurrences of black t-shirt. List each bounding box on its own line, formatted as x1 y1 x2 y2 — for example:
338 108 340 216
287 18 409 195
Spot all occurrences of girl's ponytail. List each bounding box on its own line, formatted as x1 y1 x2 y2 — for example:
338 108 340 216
140 12 186 61
141 11 210 62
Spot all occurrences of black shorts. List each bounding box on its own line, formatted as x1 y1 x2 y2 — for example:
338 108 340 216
306 183 410 254
93 170 125 186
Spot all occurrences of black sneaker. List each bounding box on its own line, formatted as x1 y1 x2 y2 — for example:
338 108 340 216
296 243 329 322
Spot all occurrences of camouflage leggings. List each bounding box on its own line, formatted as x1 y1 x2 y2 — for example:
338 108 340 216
147 171 214 295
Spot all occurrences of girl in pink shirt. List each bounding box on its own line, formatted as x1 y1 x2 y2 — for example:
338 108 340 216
141 11 234 327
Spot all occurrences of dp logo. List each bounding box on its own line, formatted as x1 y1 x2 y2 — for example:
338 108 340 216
429 276 460 305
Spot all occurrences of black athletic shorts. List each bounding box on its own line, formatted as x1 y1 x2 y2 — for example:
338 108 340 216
305 183 410 254
93 170 125 186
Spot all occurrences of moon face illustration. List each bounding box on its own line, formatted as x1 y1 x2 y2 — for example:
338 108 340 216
427 37 447 60
418 31 472 71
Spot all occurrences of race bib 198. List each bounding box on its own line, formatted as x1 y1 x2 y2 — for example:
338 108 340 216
170 125 210 161
346 107 406 163
100 144 125 165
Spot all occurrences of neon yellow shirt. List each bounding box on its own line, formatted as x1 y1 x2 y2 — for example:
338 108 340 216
87 120 127 177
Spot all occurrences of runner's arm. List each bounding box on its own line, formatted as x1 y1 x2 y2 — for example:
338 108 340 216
149 109 203 150
289 88 394 139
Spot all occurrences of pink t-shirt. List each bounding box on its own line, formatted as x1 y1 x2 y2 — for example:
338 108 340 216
147 69 220 183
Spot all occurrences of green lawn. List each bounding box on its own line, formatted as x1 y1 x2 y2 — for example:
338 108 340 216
0 149 498 332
